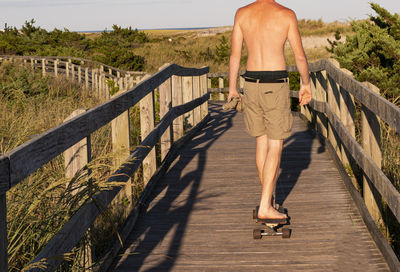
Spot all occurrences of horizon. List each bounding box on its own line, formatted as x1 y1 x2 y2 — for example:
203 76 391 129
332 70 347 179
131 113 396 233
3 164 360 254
0 0 399 32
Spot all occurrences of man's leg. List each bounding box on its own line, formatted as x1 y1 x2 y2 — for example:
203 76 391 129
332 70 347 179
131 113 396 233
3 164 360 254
256 136 286 219
255 134 268 185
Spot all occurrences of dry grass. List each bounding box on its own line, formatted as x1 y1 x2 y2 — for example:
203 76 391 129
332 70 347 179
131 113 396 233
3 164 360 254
0 61 143 271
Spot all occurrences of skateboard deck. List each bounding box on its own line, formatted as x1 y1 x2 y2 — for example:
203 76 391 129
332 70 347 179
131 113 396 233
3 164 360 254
252 206 291 239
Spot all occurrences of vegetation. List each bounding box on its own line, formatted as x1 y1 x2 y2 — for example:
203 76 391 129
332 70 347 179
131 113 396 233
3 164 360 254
0 20 146 71
0 61 144 271
330 3 400 256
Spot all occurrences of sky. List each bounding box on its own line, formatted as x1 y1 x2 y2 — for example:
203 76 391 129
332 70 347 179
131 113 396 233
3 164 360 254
0 0 399 31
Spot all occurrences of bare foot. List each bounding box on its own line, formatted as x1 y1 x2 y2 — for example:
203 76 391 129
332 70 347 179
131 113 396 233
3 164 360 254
258 206 287 220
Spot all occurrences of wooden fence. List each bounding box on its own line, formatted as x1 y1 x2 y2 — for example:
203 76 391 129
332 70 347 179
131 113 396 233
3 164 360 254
0 55 146 100
0 63 209 271
208 59 400 271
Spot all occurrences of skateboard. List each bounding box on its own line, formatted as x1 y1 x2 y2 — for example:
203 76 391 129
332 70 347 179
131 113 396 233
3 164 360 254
252 206 291 239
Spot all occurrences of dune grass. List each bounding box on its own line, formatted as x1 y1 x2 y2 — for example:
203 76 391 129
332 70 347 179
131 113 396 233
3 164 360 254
0 61 145 271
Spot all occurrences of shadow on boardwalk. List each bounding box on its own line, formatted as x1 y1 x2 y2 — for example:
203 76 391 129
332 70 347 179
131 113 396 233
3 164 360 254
276 119 324 208
110 103 237 271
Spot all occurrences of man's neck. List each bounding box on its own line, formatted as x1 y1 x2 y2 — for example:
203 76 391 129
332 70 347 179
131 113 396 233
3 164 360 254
256 0 275 2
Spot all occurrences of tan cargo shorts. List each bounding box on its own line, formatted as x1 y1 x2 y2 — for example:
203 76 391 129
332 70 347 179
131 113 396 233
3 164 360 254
242 80 293 140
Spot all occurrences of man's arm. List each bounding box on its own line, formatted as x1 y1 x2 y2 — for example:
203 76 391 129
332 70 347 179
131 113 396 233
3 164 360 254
228 9 244 101
287 10 311 106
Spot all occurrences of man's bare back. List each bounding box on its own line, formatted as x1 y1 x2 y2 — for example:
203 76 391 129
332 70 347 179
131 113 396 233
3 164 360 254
228 0 311 106
236 1 290 71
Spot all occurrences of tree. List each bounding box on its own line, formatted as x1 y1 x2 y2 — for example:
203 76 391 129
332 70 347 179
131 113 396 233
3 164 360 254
331 3 400 102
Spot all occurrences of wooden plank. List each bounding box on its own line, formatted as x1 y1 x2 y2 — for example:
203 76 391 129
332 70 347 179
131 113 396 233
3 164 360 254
6 65 209 190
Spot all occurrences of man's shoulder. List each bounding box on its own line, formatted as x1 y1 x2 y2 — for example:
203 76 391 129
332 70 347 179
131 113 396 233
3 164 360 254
274 3 296 18
236 2 296 19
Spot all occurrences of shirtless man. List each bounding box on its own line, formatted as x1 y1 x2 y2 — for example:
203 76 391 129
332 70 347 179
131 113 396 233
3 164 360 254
228 0 312 220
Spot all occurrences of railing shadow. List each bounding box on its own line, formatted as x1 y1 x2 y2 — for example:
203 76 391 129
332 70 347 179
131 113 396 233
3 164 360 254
110 102 236 271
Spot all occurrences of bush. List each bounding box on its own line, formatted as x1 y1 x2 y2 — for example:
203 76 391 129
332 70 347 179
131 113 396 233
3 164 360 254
331 3 400 103
0 20 148 71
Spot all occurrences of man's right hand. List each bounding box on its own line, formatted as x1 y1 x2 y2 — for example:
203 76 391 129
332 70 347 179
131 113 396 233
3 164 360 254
298 84 312 106
227 89 241 102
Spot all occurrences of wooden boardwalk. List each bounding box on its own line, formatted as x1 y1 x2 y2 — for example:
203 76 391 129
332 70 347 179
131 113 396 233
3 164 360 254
109 103 389 271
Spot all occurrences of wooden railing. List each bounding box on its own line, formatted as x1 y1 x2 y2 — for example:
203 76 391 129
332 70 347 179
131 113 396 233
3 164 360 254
0 63 209 271
208 59 400 270
0 55 146 100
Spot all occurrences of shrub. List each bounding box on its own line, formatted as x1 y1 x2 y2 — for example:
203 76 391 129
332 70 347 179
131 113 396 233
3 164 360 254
331 3 400 103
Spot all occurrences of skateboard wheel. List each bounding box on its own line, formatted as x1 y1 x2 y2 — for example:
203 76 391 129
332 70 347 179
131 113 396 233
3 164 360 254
282 228 291 239
253 229 262 239
253 209 256 220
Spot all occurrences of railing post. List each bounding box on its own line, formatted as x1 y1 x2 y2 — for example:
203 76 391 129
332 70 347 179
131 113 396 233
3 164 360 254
361 81 383 225
85 68 89 90
99 72 103 99
63 109 92 270
54 60 58 77
207 76 212 100
30 58 34 70
91 69 95 91
78 66 82 83
218 77 225 101
158 64 173 161
327 59 342 160
66 61 70 78
140 75 156 185
309 73 318 129
182 76 194 129
172 75 184 141
112 80 132 210
201 73 209 119
0 193 7 272
94 72 99 98
315 71 328 138
339 68 356 169
71 64 75 81
42 58 46 76
193 75 201 126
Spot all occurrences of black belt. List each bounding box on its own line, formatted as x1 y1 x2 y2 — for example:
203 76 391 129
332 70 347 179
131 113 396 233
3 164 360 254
244 78 287 83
